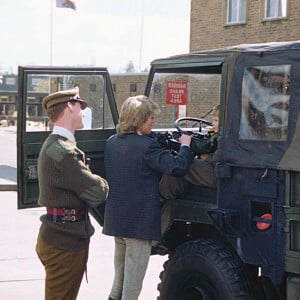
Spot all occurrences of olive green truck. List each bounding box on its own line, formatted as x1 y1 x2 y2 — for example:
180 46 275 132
18 41 300 299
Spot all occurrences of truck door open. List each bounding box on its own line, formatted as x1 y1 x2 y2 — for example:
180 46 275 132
17 66 118 224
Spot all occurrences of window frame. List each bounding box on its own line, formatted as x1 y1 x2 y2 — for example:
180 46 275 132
224 0 247 25
239 64 290 142
261 0 288 21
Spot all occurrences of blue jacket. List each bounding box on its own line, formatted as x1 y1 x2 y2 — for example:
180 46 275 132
103 133 193 241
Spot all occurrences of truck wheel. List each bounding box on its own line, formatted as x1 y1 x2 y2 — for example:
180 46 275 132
157 239 256 300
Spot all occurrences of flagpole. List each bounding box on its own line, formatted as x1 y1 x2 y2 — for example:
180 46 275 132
50 0 53 66
138 0 144 72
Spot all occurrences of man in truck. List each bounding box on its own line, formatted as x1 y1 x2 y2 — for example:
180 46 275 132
159 104 219 200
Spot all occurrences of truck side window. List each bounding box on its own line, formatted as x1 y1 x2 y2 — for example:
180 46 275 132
239 65 290 141
25 74 114 132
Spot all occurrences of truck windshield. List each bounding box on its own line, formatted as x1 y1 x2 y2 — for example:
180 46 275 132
149 73 221 129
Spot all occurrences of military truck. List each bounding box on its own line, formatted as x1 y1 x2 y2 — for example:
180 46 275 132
17 41 300 299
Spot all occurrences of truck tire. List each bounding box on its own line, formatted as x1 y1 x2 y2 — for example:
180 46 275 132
157 239 256 300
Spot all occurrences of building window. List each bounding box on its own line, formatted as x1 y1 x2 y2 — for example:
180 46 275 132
265 0 287 18
90 83 96 92
227 0 246 24
153 83 161 94
130 83 137 93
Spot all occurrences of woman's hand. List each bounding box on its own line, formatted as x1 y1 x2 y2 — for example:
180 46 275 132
179 134 193 146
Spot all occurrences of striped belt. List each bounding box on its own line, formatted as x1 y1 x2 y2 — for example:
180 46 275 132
46 207 86 222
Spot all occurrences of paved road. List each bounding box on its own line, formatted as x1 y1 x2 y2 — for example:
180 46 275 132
0 126 166 299
0 126 17 188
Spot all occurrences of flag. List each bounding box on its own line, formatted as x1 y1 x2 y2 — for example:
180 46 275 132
56 0 76 10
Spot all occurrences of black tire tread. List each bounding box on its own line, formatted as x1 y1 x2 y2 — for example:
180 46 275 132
157 239 256 300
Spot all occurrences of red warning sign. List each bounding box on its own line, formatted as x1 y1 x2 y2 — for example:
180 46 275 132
166 81 188 105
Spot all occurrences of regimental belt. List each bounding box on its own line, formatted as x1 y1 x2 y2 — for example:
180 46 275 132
46 207 87 222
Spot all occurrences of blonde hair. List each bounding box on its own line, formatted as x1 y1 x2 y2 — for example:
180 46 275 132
117 95 160 134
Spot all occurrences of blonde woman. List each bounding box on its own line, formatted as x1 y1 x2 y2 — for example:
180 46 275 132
103 95 193 300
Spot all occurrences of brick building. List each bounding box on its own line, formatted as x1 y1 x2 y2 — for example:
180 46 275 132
0 73 148 116
115 1 300 117
190 0 300 52
110 73 148 110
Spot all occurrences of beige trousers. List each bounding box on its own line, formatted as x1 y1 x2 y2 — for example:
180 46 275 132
109 237 152 300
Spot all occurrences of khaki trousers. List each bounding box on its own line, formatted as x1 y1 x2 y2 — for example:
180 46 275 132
109 237 152 300
36 235 88 300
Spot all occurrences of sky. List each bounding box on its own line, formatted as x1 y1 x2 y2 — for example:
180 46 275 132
0 0 191 74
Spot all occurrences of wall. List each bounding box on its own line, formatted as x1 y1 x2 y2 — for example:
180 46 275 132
190 0 300 52
110 73 148 110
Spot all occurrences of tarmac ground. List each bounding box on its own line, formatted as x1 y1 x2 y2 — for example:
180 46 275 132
0 126 167 300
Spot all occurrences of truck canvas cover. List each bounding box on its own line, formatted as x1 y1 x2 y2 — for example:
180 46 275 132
212 41 300 171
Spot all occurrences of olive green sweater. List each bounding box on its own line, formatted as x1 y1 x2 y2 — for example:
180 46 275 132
37 134 109 250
